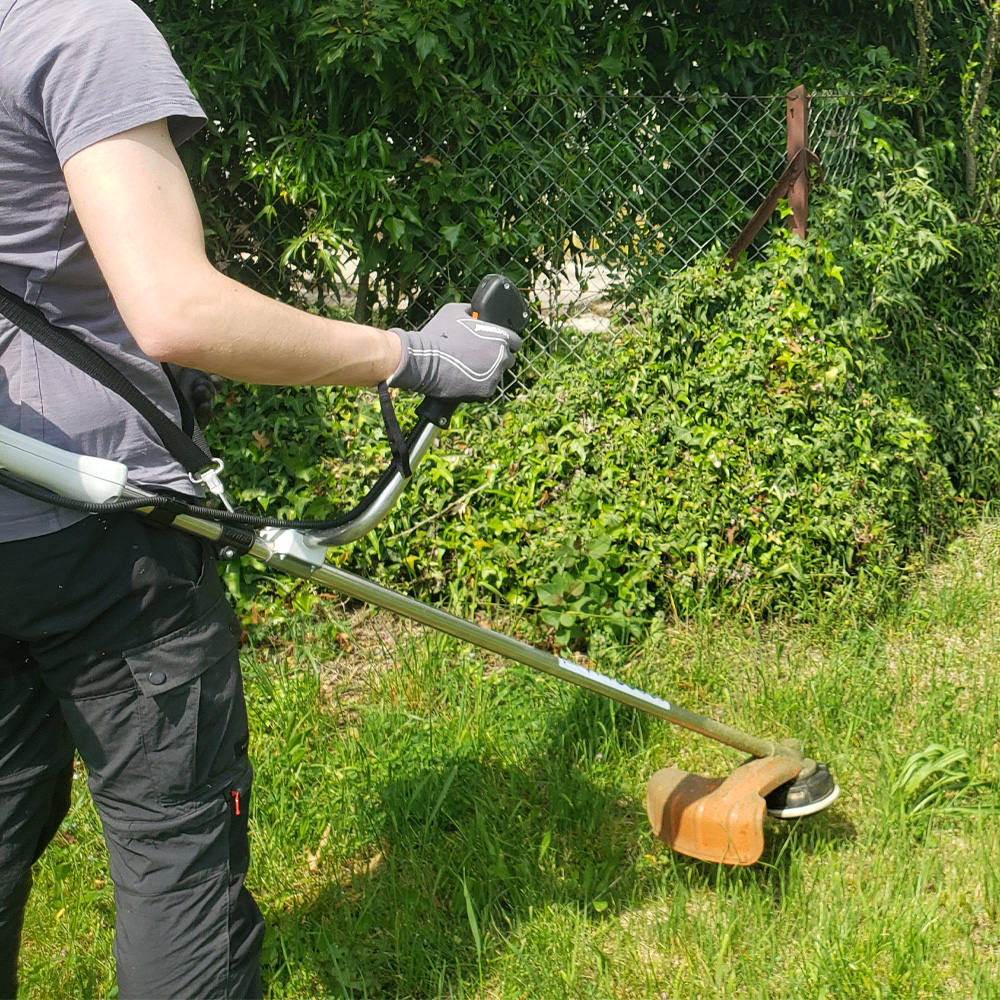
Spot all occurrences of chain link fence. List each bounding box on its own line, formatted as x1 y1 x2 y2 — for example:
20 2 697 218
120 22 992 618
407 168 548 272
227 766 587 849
238 92 867 398
459 92 866 395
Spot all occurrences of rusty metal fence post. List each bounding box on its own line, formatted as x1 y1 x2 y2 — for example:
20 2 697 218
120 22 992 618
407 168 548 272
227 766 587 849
725 86 820 266
786 85 809 239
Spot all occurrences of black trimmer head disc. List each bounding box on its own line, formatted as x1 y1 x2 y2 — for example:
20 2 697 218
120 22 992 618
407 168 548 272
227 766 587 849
765 762 840 819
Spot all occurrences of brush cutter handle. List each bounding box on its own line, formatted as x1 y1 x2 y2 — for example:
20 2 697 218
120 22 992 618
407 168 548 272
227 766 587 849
416 274 529 428
296 275 528 547
0 277 529 549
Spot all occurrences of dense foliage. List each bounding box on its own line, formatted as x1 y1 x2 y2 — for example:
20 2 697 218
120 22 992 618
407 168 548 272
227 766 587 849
145 1 1000 640
141 1 1000 321
141 0 649 322
209 115 1000 646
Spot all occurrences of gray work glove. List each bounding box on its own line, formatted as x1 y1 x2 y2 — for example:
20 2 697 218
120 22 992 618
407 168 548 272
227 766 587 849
166 364 224 429
388 301 523 401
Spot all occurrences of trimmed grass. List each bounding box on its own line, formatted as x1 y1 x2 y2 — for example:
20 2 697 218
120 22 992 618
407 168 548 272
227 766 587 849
17 522 1000 999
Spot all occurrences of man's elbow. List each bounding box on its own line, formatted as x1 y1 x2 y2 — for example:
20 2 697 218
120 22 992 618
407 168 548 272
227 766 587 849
121 279 222 365
127 314 200 365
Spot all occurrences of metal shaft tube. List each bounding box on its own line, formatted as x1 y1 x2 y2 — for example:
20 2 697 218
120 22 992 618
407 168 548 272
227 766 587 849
309 564 793 759
258 540 796 761
134 511 799 761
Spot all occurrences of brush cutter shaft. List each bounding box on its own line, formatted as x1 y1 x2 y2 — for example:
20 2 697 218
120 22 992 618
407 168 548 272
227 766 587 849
300 561 791 759
164 509 793 761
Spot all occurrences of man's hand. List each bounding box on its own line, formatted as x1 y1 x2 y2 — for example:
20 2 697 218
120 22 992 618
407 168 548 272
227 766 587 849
388 302 523 401
166 364 223 429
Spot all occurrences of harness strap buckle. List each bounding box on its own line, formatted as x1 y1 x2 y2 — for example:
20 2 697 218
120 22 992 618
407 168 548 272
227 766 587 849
189 458 234 511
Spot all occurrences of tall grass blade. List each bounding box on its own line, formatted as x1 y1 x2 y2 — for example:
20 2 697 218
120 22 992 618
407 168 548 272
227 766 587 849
461 874 483 962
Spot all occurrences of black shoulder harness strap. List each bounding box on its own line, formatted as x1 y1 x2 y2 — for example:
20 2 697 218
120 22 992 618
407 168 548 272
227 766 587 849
0 284 416 482
0 284 215 475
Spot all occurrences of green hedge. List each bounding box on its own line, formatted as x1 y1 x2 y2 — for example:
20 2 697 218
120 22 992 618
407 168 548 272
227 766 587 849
145 0 999 328
210 130 1000 646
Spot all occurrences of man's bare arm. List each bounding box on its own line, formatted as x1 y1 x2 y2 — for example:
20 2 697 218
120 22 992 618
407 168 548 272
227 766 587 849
63 119 401 387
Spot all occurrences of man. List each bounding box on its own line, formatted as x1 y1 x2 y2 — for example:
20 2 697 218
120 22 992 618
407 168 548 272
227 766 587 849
0 1 521 996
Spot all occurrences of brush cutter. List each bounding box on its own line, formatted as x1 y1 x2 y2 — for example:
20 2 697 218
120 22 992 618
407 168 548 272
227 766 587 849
0 275 838 866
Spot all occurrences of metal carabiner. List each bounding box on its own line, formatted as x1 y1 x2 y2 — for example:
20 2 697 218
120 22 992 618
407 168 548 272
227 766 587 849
189 457 234 512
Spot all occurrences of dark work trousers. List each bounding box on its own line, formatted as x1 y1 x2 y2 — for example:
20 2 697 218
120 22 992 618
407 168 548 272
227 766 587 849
0 513 265 999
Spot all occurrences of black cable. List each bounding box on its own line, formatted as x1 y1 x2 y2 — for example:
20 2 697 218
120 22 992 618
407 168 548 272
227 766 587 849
0 459 398 531
0 471 174 512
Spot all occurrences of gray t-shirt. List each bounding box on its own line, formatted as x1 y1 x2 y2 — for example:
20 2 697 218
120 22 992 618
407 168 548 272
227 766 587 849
0 0 207 541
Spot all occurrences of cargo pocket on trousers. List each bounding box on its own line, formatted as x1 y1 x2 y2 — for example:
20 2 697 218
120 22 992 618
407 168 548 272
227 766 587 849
123 593 249 806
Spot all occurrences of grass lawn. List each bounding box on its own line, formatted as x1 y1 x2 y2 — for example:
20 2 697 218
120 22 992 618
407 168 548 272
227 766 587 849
17 520 1000 999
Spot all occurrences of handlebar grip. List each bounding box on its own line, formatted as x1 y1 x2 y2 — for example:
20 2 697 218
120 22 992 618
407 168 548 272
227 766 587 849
469 273 529 333
416 274 528 427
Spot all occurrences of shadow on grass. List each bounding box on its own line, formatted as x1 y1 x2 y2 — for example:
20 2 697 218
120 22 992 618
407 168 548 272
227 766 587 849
264 687 856 998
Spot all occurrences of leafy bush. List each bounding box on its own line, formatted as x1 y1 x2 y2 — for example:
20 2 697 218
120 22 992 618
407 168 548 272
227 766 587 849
209 127 1000 648
143 0 646 325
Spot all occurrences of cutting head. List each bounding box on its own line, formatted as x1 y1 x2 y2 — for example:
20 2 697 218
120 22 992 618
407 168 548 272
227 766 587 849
765 762 840 818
